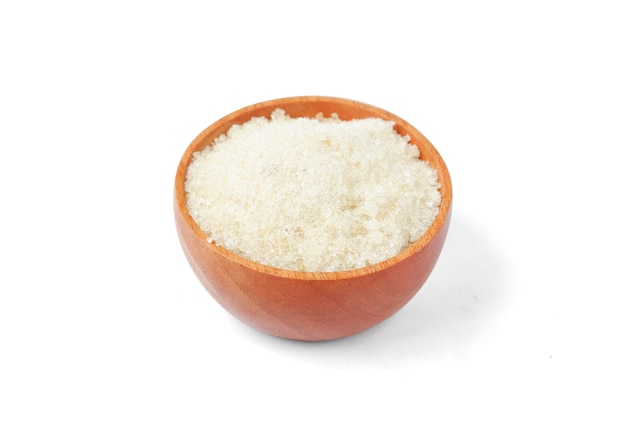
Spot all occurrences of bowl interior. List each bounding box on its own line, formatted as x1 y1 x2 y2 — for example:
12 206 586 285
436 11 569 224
175 96 452 280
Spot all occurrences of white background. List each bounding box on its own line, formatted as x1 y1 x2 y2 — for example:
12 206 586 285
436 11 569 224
1 1 625 444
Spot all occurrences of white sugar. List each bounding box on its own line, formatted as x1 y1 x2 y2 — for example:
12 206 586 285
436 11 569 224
185 109 441 272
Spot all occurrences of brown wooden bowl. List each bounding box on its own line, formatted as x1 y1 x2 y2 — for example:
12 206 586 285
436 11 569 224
174 96 452 341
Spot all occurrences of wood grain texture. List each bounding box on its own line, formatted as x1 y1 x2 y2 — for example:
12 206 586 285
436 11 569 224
174 96 452 341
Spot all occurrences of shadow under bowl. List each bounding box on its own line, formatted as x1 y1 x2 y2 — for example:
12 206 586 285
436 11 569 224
174 96 452 341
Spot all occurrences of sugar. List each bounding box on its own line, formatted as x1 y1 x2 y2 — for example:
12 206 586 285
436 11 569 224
185 109 441 272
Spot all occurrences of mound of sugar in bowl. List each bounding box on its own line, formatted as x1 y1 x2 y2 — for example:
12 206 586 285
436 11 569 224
185 109 441 272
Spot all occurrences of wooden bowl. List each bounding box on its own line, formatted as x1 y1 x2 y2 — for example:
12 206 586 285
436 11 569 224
174 96 452 341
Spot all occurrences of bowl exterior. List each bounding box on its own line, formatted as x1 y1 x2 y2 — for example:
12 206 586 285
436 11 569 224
174 96 452 341
175 204 450 341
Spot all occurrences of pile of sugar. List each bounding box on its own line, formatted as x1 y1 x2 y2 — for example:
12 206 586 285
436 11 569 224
185 109 441 272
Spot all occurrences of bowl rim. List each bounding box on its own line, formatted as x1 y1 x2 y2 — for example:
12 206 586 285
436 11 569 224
175 96 452 280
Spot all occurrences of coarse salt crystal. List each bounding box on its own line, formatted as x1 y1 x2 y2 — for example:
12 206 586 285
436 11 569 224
185 109 441 272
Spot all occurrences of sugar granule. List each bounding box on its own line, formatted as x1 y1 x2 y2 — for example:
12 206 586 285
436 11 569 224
185 109 441 272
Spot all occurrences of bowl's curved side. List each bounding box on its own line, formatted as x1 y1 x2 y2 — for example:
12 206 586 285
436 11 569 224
174 200 451 341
